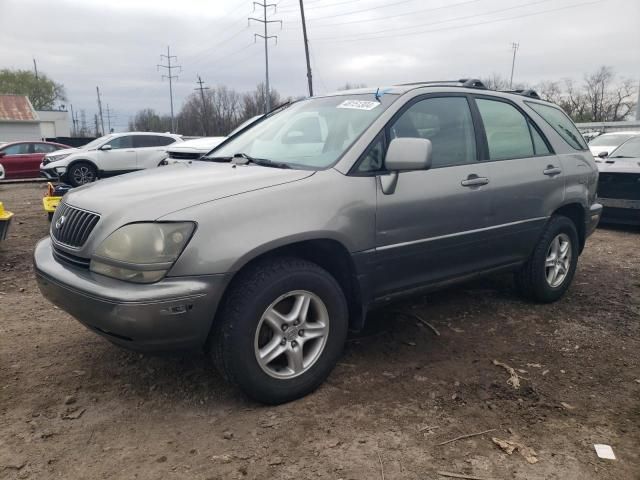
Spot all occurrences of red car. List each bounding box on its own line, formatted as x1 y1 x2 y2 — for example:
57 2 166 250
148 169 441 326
0 141 70 179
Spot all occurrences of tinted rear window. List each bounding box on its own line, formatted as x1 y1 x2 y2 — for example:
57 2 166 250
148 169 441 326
525 102 587 151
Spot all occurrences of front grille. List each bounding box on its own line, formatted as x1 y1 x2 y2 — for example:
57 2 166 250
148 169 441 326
169 151 202 160
52 246 91 269
51 203 100 248
598 173 640 201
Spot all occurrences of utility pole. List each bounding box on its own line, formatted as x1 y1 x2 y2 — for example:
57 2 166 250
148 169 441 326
33 58 39 79
80 110 87 137
158 46 181 133
195 75 210 136
96 86 105 136
93 114 100 137
298 0 313 97
70 104 77 136
105 104 116 133
509 42 519 89
636 80 640 121
249 1 282 113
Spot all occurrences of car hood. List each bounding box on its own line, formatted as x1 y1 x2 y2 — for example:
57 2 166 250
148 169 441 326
167 137 226 152
597 157 640 174
63 161 315 220
50 147 82 156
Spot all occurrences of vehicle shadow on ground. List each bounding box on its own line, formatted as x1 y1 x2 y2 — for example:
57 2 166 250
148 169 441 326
75 273 520 407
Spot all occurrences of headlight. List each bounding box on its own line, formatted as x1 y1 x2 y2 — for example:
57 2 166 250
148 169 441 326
45 153 71 164
90 222 195 283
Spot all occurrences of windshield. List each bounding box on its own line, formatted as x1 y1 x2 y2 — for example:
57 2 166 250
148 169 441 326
589 133 638 146
207 94 398 169
609 136 640 158
81 135 114 150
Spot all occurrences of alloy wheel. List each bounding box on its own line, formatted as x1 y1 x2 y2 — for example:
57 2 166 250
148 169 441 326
545 233 572 288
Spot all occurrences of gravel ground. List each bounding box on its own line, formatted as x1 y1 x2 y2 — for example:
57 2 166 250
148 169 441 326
1 182 639 480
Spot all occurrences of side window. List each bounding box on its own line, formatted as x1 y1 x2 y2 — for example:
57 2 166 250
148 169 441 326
33 143 57 154
356 135 385 173
525 101 588 150
134 135 176 148
529 123 551 155
388 96 477 168
477 99 535 160
108 136 133 149
3 143 30 155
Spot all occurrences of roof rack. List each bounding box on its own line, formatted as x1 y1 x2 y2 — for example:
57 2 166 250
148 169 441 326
500 89 541 99
395 78 487 89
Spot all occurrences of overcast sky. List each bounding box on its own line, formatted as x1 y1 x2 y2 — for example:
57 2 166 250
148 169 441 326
1 0 638 130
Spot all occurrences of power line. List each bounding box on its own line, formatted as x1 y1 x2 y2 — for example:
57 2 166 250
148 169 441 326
301 0 418 21
305 0 602 44
249 1 282 113
157 45 181 133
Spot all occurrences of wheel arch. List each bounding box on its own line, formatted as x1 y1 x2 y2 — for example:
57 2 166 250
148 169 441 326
552 202 586 253
209 237 366 345
67 158 99 173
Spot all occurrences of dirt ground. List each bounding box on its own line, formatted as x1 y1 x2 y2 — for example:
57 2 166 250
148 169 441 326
0 182 639 480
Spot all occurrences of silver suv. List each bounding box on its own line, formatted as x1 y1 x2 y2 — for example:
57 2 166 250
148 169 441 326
35 80 602 404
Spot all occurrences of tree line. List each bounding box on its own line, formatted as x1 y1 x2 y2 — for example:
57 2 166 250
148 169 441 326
128 83 286 136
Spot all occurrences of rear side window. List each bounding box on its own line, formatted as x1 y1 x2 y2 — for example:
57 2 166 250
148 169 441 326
388 96 477 168
33 143 57 153
134 135 176 148
476 99 535 160
526 101 588 150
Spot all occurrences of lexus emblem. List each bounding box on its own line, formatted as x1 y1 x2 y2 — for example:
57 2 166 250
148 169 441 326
55 215 65 229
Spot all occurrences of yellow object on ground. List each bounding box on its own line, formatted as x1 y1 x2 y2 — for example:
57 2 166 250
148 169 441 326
0 201 14 240
43 195 62 213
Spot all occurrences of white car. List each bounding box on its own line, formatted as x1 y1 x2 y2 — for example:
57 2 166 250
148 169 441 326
588 131 640 158
41 132 183 186
162 136 227 164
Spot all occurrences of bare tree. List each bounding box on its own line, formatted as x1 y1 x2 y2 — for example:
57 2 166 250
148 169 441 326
338 82 367 90
241 83 282 119
128 109 172 132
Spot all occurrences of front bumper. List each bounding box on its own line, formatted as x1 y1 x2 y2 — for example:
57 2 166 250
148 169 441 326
40 167 63 180
34 237 230 351
599 197 640 225
585 203 603 237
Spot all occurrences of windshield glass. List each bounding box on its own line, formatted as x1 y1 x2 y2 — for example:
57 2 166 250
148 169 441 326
207 94 398 169
609 136 640 157
81 135 114 150
589 133 638 146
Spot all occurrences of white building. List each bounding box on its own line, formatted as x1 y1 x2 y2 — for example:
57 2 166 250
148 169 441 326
0 94 72 142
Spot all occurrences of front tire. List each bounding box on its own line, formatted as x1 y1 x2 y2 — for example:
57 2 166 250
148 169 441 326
67 162 97 187
516 215 579 303
211 257 349 404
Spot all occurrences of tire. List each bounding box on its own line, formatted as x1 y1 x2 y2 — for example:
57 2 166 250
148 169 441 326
211 257 349 404
48 212 54 222
515 215 579 303
67 162 97 187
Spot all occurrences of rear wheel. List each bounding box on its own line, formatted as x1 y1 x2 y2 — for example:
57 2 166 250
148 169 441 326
67 162 97 187
211 257 348 404
516 215 579 303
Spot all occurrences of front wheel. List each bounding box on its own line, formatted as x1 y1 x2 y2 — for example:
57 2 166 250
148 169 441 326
515 215 579 303
211 257 348 404
67 162 97 187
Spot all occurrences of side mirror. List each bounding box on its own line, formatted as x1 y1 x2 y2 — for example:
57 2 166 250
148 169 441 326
597 151 608 159
100 144 112 151
380 138 432 195
385 137 433 171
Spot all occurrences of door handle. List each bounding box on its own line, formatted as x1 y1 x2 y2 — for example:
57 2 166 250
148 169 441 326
461 175 489 187
543 165 562 176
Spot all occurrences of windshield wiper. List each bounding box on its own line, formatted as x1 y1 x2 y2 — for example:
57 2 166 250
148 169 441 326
611 155 632 158
232 152 291 169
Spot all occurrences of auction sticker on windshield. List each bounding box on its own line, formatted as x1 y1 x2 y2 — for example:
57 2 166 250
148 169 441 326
337 100 380 111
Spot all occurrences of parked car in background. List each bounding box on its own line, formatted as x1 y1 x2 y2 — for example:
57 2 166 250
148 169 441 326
0 163 5 180
582 131 602 143
161 136 227 165
588 131 640 158
0 141 70 179
595 136 640 225
40 132 183 186
35 80 601 404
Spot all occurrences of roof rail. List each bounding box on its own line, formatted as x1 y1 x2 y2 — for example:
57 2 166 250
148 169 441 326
395 78 487 89
500 89 541 99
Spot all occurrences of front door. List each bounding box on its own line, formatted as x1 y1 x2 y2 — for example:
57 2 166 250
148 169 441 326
98 135 137 174
370 95 493 297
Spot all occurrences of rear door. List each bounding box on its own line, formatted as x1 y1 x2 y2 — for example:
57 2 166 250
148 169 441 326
97 135 137 173
369 94 495 296
472 96 562 264
134 135 177 169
